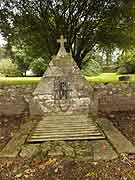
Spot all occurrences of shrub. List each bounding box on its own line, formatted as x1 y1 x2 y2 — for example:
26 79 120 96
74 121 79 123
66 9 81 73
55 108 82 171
117 61 135 74
0 59 21 77
81 53 103 76
117 66 128 74
30 57 48 76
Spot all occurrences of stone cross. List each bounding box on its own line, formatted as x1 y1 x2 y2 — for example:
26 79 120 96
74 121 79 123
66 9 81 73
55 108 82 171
56 35 67 57
57 35 67 48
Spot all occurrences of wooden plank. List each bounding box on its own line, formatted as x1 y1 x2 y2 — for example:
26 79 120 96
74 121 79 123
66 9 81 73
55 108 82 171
32 131 101 136
30 132 103 138
34 129 99 133
36 125 97 128
37 121 95 125
27 136 105 142
37 119 93 124
28 114 105 142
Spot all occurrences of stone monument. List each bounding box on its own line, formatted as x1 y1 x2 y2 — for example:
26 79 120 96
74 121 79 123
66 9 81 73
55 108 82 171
28 35 105 142
1 36 135 161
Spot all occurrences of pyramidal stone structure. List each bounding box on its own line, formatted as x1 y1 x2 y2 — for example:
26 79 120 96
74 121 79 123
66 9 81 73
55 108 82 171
28 35 105 142
33 35 93 115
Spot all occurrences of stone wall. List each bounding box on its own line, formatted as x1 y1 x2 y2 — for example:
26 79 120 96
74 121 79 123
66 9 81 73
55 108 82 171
0 83 135 116
94 83 135 113
0 85 36 116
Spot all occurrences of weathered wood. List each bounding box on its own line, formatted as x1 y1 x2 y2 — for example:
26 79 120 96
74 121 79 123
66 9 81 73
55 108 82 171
28 115 105 142
27 136 105 142
33 128 98 132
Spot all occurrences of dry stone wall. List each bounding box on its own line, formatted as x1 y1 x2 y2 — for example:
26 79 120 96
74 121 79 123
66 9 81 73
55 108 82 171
95 83 135 113
0 85 36 116
0 83 135 116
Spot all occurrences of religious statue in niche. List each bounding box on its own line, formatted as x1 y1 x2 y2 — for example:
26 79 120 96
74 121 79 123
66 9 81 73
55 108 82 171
54 77 72 111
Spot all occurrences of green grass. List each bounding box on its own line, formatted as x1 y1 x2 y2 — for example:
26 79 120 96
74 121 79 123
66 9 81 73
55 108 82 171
0 77 41 85
0 73 135 85
86 73 135 83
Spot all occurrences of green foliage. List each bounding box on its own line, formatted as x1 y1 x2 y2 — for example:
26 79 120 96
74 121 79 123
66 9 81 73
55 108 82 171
0 59 21 77
117 61 135 74
14 48 33 76
102 65 117 73
117 66 128 74
30 57 48 76
81 53 103 76
117 49 135 74
0 0 135 67
0 47 7 60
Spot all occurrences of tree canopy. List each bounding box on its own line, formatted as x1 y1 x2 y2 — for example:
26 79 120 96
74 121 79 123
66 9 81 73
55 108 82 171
0 0 135 68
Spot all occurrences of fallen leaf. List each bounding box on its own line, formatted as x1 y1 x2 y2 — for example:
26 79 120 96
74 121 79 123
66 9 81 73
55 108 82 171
54 168 58 173
6 160 13 167
15 173 23 178
31 160 41 167
86 171 95 177
38 159 57 170
39 164 46 170
24 168 35 174
45 158 57 166
102 144 107 151
24 174 29 178
52 176 60 180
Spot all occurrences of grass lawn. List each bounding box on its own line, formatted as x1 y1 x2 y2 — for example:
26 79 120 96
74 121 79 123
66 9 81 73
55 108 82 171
0 73 135 85
86 73 135 83
0 77 41 85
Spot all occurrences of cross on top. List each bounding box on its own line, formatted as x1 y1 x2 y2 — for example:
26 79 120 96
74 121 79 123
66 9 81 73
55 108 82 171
56 35 67 57
57 35 67 48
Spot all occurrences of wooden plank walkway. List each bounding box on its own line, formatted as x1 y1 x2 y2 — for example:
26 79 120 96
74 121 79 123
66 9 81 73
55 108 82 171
27 114 105 142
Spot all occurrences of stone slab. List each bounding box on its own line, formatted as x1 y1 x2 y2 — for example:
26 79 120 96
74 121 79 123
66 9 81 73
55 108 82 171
20 144 40 158
91 140 118 161
97 118 135 154
0 120 35 158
